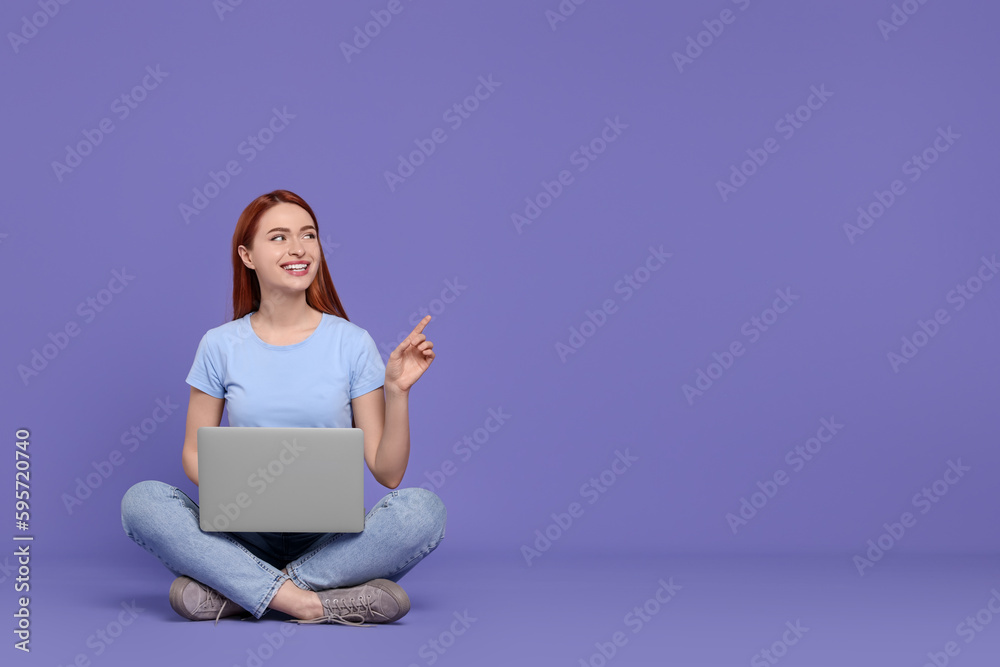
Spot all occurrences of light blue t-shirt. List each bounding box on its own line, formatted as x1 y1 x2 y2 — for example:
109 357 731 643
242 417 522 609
185 311 385 427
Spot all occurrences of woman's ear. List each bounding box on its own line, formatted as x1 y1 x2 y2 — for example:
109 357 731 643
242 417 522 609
237 244 254 270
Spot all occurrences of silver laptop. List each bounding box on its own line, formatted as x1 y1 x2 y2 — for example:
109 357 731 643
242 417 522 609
197 427 365 533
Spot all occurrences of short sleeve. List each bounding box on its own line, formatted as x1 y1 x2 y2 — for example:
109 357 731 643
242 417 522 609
350 330 386 399
185 333 225 398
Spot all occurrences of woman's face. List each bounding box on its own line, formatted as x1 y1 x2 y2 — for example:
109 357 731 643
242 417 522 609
239 203 320 296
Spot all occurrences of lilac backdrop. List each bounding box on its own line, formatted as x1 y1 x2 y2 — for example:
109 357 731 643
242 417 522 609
3 2 999 658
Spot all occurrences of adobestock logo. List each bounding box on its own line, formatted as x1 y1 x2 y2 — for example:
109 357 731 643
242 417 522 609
556 245 671 363
51 66 170 183
384 75 502 193
406 610 477 667
55 599 145 665
843 126 960 245
577 577 682 667
234 625 298 667
886 253 996 373
543 0 594 31
8 0 73 54
63 397 180 515
214 0 251 21
179 106 296 225
204 438 307 531
852 459 971 576
671 0 754 74
750 620 809 667
877 0 935 41
339 0 419 64
715 85 833 202
511 116 628 234
17 267 136 387
521 449 638 566
379 277 468 362
418 407 511 493
726 416 845 535
682 287 800 405
918 586 1000 667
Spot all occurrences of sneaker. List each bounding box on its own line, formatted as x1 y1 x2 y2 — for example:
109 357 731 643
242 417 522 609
169 576 249 624
291 579 410 626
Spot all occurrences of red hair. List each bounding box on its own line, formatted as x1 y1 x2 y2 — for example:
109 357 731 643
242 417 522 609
230 190 364 428
230 189 350 323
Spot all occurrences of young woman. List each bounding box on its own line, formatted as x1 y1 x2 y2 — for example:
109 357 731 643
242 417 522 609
120 189 446 626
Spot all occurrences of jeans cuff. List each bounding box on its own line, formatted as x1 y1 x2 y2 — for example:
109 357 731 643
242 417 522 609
252 572 291 618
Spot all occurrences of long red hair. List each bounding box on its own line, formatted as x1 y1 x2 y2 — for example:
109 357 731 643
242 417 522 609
230 189 349 322
230 190 361 428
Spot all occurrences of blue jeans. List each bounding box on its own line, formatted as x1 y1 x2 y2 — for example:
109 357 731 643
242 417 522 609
120 480 447 619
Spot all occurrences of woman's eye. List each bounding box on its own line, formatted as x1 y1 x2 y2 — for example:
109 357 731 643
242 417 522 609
271 235 285 241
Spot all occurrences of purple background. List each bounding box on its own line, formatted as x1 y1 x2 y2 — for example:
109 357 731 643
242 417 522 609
4 0 999 664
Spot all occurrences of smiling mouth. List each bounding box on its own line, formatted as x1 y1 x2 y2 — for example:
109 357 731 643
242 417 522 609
281 263 310 275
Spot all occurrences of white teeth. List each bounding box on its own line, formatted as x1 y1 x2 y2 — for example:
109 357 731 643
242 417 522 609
284 264 307 270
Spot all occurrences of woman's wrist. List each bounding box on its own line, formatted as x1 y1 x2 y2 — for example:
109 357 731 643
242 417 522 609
385 383 409 399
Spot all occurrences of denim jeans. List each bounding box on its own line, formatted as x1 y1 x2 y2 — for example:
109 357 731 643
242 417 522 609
121 480 446 619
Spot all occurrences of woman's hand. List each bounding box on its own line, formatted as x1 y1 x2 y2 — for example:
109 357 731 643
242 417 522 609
385 315 435 394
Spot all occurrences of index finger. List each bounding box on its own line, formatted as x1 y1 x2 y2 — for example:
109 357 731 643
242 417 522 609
409 315 431 337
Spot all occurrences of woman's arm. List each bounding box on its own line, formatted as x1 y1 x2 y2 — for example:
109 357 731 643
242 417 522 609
352 386 410 489
353 314 434 489
181 386 225 486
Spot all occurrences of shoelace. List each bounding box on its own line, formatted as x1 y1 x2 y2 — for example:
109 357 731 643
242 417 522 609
192 587 231 626
292 593 385 627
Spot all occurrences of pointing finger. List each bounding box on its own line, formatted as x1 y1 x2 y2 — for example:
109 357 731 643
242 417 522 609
410 315 431 337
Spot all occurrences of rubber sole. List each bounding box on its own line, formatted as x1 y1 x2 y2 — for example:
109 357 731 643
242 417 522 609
365 578 411 621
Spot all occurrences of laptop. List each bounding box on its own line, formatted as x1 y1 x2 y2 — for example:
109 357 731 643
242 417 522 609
197 426 365 533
